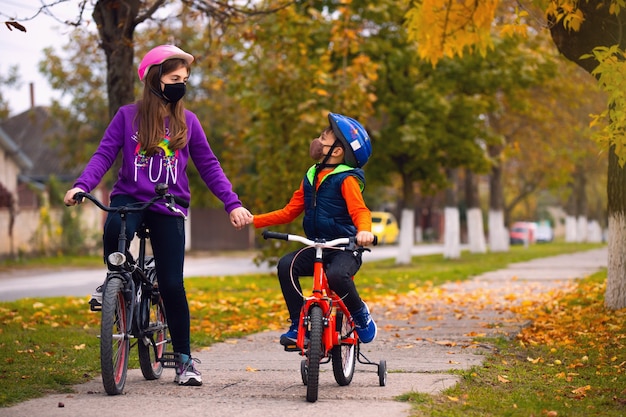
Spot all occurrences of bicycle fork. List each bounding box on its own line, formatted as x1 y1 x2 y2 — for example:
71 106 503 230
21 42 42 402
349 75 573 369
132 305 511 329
101 272 135 342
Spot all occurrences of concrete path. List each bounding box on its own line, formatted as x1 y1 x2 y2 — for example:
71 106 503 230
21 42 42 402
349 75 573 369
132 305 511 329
0 244 454 301
0 247 608 417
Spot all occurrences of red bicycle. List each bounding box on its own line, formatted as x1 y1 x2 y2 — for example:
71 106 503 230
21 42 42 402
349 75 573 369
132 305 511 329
262 230 387 402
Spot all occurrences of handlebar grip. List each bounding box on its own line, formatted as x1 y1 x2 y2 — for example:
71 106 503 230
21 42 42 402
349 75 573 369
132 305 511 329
73 192 86 204
373 235 378 246
262 230 289 241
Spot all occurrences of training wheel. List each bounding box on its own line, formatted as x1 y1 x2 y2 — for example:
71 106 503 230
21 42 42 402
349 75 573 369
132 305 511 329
378 360 387 386
300 359 308 385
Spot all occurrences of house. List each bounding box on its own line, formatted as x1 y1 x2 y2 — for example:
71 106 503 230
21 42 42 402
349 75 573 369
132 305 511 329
0 124 33 256
0 106 93 258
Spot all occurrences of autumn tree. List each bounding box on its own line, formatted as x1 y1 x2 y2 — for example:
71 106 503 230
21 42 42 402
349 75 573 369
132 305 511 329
349 0 495 263
500 62 607 237
0 66 20 119
405 0 626 309
221 1 378 260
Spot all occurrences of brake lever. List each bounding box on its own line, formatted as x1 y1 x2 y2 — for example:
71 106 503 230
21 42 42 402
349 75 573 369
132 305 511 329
165 195 188 220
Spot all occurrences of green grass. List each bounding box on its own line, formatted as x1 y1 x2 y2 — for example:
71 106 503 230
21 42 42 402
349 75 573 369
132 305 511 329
0 242 609 410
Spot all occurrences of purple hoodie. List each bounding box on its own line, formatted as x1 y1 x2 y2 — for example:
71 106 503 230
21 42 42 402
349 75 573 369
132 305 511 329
73 103 242 216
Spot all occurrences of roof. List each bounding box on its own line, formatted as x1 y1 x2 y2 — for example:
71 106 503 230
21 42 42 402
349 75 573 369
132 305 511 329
0 106 82 182
0 126 32 170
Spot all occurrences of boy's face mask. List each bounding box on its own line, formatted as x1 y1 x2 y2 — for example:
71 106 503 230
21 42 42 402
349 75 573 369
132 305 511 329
309 138 326 160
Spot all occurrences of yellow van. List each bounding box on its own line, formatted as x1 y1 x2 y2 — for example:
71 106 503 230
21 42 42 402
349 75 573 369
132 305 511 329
370 211 399 244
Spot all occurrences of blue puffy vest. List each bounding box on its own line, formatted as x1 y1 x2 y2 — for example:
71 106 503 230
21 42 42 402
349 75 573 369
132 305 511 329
302 164 365 240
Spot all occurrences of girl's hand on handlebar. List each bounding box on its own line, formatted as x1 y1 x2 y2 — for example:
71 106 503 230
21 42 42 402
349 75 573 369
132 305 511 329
230 206 254 230
356 231 375 246
64 187 86 206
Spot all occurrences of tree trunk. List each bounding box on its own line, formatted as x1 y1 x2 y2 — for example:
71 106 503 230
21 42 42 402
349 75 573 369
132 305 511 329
465 168 486 253
564 181 578 242
397 208 415 264
576 166 589 242
549 0 625 310
396 172 415 265
606 149 626 309
443 168 460 259
93 0 140 119
488 144 508 252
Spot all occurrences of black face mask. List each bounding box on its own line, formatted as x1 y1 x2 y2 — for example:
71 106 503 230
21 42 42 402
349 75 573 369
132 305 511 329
161 82 186 103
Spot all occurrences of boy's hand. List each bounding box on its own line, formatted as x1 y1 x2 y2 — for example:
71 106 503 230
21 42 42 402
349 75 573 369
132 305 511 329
230 207 253 230
356 231 375 246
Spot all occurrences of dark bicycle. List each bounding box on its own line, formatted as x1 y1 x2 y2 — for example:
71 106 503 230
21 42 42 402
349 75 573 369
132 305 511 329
73 183 187 395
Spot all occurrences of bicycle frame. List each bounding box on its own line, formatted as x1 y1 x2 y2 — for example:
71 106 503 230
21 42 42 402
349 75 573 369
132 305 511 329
93 199 160 343
295 246 356 355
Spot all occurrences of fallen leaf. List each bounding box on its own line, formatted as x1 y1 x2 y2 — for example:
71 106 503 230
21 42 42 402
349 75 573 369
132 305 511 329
497 375 511 383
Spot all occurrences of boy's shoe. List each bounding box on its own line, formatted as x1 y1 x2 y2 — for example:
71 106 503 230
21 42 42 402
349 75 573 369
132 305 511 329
89 285 103 311
352 302 377 343
279 322 299 346
174 353 202 386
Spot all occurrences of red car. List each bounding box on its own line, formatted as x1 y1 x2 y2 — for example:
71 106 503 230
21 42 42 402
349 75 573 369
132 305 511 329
509 222 537 245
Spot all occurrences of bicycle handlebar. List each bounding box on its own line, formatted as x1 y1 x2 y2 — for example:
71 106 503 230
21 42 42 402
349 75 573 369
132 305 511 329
71 184 189 217
262 230 377 250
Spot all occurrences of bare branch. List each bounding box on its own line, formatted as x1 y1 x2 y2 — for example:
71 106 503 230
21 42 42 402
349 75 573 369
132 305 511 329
135 0 168 26
1 0 89 30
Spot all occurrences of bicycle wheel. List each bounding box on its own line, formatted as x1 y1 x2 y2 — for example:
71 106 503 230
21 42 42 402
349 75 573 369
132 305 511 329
306 305 324 403
138 268 168 380
100 276 130 395
331 310 356 386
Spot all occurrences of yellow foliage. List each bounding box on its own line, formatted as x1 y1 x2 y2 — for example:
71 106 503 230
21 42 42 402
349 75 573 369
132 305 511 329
406 0 499 65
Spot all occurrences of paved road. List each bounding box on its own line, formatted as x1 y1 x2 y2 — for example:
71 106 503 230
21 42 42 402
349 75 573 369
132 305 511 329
0 244 450 301
0 247 608 417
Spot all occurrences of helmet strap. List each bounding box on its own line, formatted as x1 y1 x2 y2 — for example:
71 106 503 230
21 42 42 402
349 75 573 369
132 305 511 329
148 64 170 104
311 140 341 207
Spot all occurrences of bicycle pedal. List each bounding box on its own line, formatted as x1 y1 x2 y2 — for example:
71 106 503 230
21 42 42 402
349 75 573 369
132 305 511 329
89 300 102 312
158 352 181 368
283 344 300 352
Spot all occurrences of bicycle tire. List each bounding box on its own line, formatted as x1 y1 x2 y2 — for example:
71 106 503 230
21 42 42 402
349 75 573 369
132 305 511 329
138 267 167 380
100 276 130 395
306 305 324 403
331 310 356 386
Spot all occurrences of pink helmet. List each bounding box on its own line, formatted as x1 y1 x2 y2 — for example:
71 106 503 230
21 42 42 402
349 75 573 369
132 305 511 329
137 45 194 81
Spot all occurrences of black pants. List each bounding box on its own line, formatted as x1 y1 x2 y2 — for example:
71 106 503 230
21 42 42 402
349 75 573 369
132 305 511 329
103 195 190 355
277 247 364 323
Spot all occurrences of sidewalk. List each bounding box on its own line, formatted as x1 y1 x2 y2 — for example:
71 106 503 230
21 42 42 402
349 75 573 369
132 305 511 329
0 248 608 417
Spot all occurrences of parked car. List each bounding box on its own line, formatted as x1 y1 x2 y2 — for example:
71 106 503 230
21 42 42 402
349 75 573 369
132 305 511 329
371 211 399 244
535 221 554 243
509 221 537 245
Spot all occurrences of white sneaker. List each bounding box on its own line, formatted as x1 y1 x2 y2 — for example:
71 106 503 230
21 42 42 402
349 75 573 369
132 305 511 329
174 354 202 386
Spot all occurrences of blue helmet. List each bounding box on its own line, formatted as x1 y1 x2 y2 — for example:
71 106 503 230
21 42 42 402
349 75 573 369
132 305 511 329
328 112 372 168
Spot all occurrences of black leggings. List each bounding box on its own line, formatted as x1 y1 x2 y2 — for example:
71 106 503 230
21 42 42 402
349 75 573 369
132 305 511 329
103 195 190 355
276 247 364 323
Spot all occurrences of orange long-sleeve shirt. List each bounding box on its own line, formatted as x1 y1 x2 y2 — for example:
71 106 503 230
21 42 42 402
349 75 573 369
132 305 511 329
253 168 372 233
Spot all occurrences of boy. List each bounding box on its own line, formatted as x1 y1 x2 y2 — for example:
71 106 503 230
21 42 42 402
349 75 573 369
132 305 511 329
252 112 377 344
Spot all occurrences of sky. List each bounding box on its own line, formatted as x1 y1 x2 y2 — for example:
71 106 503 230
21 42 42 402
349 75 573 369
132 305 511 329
1 0 82 115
